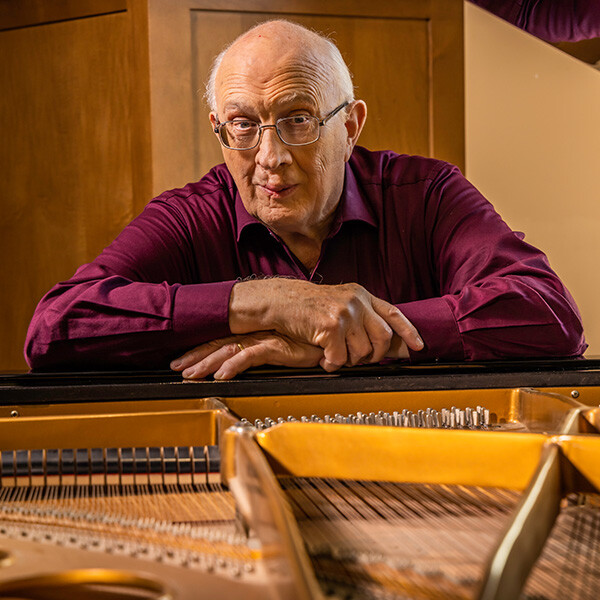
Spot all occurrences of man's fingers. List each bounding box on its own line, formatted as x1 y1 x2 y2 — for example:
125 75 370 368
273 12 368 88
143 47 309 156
177 333 325 380
345 327 375 366
372 298 424 351
315 329 348 371
170 342 221 371
180 342 240 379
213 341 282 380
360 313 394 362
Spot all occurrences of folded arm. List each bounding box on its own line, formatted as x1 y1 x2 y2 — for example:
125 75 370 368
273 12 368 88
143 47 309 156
394 163 587 362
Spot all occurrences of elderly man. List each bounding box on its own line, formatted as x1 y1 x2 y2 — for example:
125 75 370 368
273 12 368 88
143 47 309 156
25 20 586 379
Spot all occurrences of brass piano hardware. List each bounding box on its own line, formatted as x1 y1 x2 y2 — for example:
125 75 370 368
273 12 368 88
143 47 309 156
245 405 493 431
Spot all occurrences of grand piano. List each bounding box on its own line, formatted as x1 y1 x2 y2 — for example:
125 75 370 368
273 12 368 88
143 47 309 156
0 358 599 599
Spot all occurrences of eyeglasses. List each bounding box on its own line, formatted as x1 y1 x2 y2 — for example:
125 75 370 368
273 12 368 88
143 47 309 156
213 101 350 151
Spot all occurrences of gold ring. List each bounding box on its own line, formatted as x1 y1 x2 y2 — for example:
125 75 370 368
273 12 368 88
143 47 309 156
236 342 245 352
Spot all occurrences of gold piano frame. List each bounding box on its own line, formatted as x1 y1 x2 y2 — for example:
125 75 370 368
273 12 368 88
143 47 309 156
0 386 597 599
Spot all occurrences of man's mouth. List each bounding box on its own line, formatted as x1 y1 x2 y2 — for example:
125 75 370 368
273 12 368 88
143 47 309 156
256 183 297 199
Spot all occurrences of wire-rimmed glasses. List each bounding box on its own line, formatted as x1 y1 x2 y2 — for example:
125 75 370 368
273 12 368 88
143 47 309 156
213 101 350 150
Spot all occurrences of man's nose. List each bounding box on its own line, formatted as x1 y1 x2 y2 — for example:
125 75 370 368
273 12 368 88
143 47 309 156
255 126 292 169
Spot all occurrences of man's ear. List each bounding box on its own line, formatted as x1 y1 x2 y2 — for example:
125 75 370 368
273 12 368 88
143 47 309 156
344 100 367 161
209 112 219 130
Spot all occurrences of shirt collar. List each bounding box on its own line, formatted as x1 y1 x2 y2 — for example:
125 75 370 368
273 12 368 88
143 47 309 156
235 161 377 242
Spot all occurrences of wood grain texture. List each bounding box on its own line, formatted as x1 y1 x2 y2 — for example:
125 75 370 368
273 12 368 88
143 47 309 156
0 0 127 30
0 13 136 369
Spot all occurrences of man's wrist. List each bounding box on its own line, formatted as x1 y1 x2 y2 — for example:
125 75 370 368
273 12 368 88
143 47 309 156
229 278 277 334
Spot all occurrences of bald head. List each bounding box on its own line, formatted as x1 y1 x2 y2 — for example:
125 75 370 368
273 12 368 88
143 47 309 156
205 20 354 112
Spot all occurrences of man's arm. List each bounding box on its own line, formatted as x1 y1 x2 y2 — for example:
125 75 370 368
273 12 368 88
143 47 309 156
24 191 239 370
228 278 422 370
393 162 587 362
25 189 422 371
170 280 418 379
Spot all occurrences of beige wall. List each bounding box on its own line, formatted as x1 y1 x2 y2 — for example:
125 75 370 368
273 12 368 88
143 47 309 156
465 3 600 355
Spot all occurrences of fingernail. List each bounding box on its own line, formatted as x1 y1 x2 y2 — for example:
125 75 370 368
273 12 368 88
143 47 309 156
182 368 194 378
170 359 182 369
415 336 424 350
214 370 224 380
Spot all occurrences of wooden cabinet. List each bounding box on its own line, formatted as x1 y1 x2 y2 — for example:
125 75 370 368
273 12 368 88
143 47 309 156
0 0 464 370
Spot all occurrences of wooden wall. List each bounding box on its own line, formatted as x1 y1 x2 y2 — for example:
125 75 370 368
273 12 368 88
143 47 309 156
0 0 464 371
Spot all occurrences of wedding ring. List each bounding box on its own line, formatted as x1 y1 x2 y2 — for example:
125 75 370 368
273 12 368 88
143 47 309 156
236 342 245 352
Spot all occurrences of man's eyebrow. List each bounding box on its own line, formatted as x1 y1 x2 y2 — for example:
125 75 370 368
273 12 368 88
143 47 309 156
276 92 318 107
221 102 254 114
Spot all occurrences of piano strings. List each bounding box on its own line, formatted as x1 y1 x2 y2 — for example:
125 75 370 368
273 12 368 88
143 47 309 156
280 477 521 599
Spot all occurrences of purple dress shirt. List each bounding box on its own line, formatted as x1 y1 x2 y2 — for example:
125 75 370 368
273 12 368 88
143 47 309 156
25 147 586 370
470 0 600 42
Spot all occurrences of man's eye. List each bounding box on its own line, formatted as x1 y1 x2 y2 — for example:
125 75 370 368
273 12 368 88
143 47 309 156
231 120 256 131
289 116 310 125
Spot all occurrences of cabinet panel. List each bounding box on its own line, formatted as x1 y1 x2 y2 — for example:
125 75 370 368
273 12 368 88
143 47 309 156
0 13 136 369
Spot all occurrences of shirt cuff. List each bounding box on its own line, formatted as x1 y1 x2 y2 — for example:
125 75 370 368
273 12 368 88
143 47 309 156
396 297 465 362
172 281 236 343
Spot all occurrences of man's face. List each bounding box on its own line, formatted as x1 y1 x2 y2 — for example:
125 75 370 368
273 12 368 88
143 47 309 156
211 40 351 241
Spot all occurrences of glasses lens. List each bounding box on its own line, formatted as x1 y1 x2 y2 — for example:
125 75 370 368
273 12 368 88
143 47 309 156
277 115 319 145
221 120 260 149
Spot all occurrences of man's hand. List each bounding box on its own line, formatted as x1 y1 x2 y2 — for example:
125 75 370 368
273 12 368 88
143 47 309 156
229 279 423 371
170 331 324 380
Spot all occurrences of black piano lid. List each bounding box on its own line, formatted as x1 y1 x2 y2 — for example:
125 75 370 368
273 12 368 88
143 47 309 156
2 357 600 405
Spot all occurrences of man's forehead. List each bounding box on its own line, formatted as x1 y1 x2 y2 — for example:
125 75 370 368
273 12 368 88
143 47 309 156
221 90 319 111
216 56 329 112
